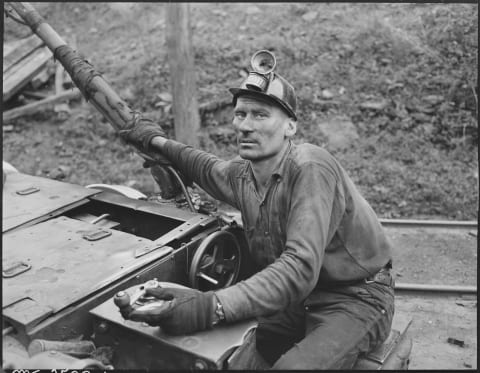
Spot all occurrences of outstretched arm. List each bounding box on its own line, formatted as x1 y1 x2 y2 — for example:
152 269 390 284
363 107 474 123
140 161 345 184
151 137 241 209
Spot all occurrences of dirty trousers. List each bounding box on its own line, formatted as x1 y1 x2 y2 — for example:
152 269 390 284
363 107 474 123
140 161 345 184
255 280 395 370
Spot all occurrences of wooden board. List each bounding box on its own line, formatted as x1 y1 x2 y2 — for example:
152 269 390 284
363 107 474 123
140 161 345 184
3 34 44 73
3 46 53 102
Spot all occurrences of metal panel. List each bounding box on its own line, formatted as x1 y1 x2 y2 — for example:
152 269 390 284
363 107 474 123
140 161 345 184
90 191 196 222
2 173 100 233
2 216 173 324
90 282 257 366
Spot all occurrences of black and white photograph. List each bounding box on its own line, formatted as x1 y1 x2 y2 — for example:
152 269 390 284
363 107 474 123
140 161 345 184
2 2 477 370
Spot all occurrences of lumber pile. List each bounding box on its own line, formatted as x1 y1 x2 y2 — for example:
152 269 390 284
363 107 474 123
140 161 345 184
3 34 53 102
3 34 81 124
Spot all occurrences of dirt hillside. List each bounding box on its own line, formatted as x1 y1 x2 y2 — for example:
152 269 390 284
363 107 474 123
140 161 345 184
3 3 478 220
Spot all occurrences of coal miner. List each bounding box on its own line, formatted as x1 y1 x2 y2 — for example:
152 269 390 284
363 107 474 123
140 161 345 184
119 50 395 369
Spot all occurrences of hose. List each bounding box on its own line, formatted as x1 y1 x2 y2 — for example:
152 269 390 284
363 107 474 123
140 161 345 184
167 166 196 213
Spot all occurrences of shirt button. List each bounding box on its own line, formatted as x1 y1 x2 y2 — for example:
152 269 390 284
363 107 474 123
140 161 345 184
264 231 269 236
305 306 309 311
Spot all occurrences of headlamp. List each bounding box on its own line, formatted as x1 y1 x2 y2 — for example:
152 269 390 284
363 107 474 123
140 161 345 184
229 50 297 120
244 50 277 92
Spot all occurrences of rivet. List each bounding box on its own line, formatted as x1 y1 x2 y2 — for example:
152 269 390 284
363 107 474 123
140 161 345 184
194 359 208 370
97 321 109 333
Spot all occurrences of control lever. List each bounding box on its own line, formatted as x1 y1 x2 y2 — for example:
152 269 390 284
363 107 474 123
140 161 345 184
114 279 168 316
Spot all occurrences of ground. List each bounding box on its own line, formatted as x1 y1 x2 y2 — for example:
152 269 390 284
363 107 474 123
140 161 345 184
2 2 478 370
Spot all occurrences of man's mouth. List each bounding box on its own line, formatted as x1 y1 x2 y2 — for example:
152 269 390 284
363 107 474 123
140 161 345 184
239 138 256 145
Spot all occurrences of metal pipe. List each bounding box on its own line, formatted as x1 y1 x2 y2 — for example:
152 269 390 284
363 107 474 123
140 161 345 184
197 272 219 285
395 282 477 294
380 218 477 229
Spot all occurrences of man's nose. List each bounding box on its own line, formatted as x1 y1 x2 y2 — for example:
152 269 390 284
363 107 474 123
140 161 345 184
236 116 254 133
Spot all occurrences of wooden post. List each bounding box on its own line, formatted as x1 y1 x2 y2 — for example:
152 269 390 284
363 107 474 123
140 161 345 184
166 3 200 147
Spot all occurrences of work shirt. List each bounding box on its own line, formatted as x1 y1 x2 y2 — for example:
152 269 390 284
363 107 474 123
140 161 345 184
162 139 392 322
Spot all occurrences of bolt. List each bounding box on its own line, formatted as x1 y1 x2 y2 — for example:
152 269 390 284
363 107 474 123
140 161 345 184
194 359 208 370
97 321 109 334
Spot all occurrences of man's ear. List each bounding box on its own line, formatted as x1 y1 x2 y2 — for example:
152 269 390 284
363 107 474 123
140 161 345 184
285 118 297 138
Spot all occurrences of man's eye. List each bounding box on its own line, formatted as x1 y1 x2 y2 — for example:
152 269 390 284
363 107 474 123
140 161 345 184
254 112 268 119
234 112 246 119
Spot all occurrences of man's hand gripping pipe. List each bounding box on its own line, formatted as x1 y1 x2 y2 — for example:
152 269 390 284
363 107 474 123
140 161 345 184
6 2 195 211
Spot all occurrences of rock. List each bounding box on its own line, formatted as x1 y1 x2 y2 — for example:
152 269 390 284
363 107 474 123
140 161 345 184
379 58 392 65
239 68 249 78
317 116 359 151
416 105 436 114
108 3 138 17
423 95 444 105
58 165 71 176
245 6 261 14
411 113 431 122
120 87 135 101
48 166 70 180
302 11 318 21
125 180 140 188
212 9 227 16
373 185 389 194
157 92 173 102
340 44 355 58
153 19 165 29
359 100 388 111
320 89 335 100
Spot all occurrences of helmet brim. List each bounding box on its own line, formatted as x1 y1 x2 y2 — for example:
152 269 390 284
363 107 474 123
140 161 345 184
229 88 297 121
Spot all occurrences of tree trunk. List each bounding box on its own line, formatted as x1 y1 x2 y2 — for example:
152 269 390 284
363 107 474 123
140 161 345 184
166 3 200 147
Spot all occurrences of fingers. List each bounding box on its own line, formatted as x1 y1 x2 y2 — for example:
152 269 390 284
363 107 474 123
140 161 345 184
144 287 176 300
128 300 173 324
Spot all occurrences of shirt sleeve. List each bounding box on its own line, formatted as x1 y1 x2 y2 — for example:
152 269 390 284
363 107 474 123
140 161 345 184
161 139 240 209
215 162 345 322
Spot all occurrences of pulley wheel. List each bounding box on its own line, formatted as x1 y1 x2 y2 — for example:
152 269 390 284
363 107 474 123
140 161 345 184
189 230 241 291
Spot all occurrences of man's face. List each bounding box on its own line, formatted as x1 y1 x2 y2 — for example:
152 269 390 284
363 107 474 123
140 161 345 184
233 96 296 162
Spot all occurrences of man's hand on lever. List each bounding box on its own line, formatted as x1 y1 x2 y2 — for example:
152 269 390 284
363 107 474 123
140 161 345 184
117 286 221 335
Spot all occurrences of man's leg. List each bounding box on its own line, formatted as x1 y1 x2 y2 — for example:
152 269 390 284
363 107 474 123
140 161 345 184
272 282 394 370
255 302 306 366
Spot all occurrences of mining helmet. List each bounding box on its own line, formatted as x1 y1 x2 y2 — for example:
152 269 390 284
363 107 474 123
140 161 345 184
229 50 297 121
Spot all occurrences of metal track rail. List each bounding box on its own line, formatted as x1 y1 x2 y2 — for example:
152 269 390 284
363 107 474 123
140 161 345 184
379 218 477 229
395 282 477 295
